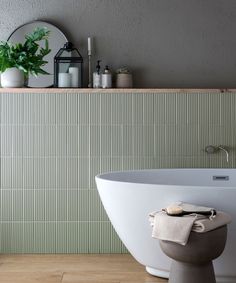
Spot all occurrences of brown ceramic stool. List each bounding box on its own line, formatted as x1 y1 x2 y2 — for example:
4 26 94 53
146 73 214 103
159 225 227 283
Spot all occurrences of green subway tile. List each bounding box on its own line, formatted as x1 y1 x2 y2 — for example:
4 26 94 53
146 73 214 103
45 190 57 221
109 157 123 172
67 93 78 124
0 125 12 157
143 93 154 124
56 222 68 253
132 125 145 157
78 125 89 157
122 94 132 124
34 158 46 189
1 190 12 221
100 125 112 156
56 157 67 189
90 125 101 156
110 126 123 157
23 223 35 252
78 190 90 221
90 93 101 124
24 190 34 221
12 125 23 157
111 93 124 124
0 223 12 253
78 93 89 124
67 190 78 221
12 93 24 125
123 125 133 156
67 222 78 253
1 93 14 124
77 222 89 253
176 93 188 124
22 125 34 157
88 222 101 253
1 158 12 189
44 93 56 125
67 158 78 189
209 93 221 125
100 93 112 124
34 190 45 221
34 94 46 124
78 157 89 188
33 223 45 253
67 125 78 156
57 190 67 221
165 93 177 124
56 125 67 156
154 93 166 124
154 124 166 156
12 189 24 221
55 93 67 124
198 93 209 125
11 157 23 189
44 222 57 253
45 158 57 189
44 125 57 157
220 93 231 126
11 223 24 253
143 125 155 156
132 94 143 124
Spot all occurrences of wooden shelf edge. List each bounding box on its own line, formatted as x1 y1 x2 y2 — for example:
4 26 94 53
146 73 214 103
0 88 235 94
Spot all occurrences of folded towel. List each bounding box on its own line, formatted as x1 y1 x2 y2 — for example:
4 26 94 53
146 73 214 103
192 211 232 233
149 202 232 246
149 211 204 245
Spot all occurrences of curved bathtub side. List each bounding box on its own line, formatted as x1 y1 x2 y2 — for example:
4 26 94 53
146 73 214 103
95 175 236 282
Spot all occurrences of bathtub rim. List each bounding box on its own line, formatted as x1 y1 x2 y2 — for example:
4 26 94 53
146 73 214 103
95 168 236 189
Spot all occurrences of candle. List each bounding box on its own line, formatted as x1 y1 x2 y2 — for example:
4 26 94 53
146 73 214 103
58 73 71 87
69 67 79 87
88 37 92 55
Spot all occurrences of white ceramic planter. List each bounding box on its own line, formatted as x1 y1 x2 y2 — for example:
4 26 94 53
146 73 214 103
1 67 25 88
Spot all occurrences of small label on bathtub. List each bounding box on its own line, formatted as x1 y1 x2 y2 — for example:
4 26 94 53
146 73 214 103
213 176 229 181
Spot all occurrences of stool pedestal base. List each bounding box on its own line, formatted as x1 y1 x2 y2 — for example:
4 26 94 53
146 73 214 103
169 260 215 283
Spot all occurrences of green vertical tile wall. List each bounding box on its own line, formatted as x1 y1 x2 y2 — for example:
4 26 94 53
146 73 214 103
0 90 235 253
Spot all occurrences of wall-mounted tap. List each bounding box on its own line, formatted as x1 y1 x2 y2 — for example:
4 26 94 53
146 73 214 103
205 145 229 163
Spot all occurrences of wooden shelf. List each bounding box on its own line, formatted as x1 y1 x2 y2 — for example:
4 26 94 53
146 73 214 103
0 88 235 93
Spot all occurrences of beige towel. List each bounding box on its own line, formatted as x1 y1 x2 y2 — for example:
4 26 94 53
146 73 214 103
193 211 232 233
149 211 203 245
149 206 231 246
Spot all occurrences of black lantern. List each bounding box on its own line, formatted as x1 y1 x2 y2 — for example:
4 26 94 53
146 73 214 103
54 42 83 88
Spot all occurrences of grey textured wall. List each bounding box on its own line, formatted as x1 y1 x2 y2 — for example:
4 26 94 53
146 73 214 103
1 0 236 88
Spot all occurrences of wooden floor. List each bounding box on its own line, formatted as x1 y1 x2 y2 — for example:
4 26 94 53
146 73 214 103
0 254 167 283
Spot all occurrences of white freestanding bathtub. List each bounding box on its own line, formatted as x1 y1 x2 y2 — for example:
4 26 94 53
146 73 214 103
95 169 236 283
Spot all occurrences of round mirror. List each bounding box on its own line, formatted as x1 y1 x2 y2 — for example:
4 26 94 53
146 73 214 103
8 21 68 87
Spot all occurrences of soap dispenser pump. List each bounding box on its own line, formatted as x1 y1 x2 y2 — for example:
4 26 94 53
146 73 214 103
93 60 102 88
102 65 112 88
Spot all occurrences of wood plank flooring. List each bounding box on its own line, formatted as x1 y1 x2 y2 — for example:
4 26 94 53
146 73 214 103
0 254 168 283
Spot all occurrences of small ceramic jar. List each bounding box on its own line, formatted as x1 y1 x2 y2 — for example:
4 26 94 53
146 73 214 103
116 67 133 88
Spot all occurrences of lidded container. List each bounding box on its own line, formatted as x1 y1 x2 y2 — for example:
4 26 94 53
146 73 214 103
54 42 83 88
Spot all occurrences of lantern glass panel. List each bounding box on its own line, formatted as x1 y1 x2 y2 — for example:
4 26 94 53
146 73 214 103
54 42 83 88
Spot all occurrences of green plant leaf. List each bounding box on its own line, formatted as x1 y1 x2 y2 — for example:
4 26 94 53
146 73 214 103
0 27 51 76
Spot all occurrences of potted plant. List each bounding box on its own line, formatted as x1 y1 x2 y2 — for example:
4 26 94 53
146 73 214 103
0 27 51 88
